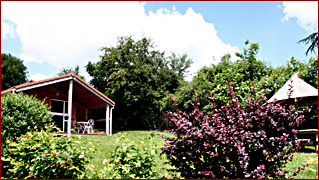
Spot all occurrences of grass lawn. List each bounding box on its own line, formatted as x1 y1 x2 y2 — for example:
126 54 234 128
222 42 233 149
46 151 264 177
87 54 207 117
76 131 318 179
75 130 175 176
284 151 318 179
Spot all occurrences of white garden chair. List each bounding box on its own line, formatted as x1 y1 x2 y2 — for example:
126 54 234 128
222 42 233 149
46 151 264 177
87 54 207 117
83 119 94 134
73 120 82 133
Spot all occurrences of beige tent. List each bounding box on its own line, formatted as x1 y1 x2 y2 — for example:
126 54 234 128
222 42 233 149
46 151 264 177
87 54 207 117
268 72 318 107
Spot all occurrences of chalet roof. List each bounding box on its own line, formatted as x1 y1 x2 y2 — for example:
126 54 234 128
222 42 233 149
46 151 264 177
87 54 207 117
1 72 115 109
268 72 318 104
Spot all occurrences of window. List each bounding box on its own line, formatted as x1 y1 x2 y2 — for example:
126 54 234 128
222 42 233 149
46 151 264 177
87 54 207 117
51 99 68 115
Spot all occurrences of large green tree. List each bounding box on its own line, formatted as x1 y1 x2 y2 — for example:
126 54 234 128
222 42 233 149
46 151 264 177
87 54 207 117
86 36 192 130
1 53 28 91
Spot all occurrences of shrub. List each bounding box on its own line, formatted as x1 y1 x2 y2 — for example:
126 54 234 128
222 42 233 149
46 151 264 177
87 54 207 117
98 132 164 179
1 129 94 179
161 83 309 179
1 93 53 154
1 92 54 177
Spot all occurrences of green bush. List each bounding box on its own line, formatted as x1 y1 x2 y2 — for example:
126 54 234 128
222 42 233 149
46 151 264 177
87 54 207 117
1 92 54 177
1 93 53 154
98 132 165 179
1 129 94 179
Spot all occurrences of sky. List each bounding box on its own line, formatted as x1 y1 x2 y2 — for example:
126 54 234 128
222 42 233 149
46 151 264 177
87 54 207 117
1 1 318 82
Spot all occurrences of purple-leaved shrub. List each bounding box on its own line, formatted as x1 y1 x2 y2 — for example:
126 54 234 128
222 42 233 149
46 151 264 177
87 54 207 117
161 83 309 179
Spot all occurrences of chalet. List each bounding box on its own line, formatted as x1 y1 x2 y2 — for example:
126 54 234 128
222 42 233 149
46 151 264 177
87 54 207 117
1 72 115 137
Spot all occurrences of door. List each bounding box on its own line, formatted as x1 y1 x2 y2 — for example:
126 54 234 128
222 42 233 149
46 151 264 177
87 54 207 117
51 99 68 132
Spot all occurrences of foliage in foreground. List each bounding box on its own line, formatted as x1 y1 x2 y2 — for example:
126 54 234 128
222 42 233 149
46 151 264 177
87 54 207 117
76 131 317 179
1 93 94 179
1 93 53 155
161 83 309 179
1 92 54 177
96 132 165 179
1 129 94 179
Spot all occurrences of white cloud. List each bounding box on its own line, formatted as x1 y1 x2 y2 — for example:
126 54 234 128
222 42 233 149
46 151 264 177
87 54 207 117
29 73 51 81
19 53 43 63
1 1 239 82
144 7 240 80
281 1 318 31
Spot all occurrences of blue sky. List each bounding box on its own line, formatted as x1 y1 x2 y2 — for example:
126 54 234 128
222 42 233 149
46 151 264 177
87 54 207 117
1 1 318 82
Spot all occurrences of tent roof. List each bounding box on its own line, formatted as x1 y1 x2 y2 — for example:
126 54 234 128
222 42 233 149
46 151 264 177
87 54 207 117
268 72 318 103
1 72 115 109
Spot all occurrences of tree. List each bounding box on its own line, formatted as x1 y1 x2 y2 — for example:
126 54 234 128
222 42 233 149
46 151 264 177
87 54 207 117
297 32 318 56
168 53 192 78
86 36 192 130
1 53 28 90
57 65 85 80
173 40 271 113
286 56 318 88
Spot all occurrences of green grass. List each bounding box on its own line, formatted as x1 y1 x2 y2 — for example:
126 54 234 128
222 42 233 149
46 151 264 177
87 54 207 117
75 131 174 175
284 151 318 179
76 131 318 179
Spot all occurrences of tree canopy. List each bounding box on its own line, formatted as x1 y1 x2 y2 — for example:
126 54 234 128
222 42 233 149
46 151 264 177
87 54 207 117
1 53 28 91
173 40 271 112
86 36 192 130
